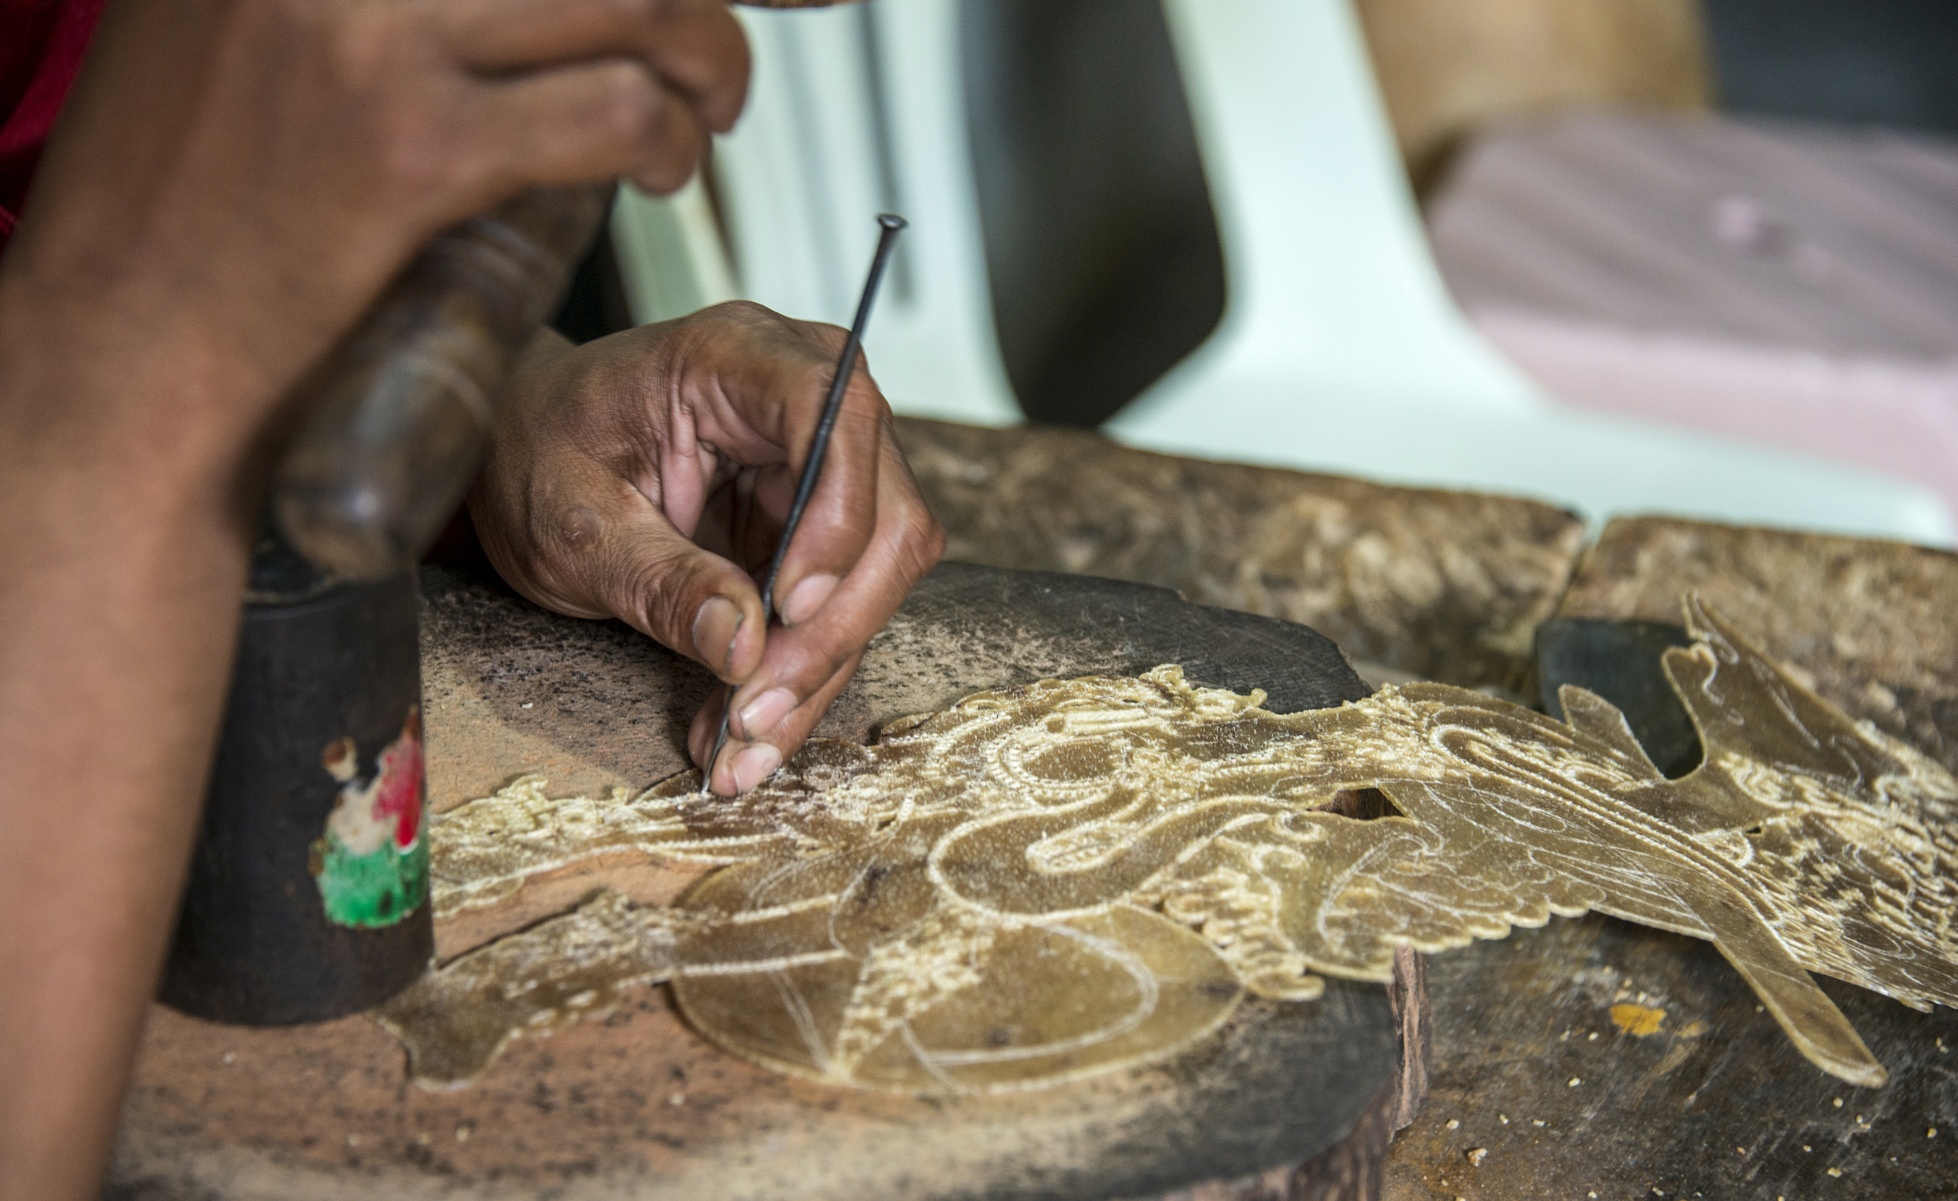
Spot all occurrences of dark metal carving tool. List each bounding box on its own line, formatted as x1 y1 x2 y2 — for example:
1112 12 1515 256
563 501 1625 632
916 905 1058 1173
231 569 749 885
702 213 907 795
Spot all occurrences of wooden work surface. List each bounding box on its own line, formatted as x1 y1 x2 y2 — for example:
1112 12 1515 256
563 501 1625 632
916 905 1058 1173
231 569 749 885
1555 517 1958 776
895 417 1586 697
1385 916 1958 1200
884 424 1958 1199
109 561 1410 1201
1382 516 1958 1200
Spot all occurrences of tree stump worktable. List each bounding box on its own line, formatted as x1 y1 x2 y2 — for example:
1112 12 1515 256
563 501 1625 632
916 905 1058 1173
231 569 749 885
109 561 1428 1201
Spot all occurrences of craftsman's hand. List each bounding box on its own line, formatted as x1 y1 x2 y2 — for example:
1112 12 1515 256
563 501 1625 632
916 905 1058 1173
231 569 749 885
470 305 946 795
5 0 750 474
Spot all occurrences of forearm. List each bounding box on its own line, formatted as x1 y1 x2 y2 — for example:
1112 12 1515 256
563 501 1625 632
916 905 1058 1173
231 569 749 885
0 0 752 1187
0 287 259 1200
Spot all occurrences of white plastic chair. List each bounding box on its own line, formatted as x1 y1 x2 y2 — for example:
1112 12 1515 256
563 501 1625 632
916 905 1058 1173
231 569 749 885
610 176 740 326
611 0 1956 545
1110 0 1954 543
617 0 1019 426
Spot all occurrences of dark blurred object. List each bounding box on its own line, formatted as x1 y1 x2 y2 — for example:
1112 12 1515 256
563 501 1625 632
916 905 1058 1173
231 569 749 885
163 562 429 1026
189 186 608 1029
551 223 634 346
961 0 1224 429
1704 0 1958 133
1534 617 1701 777
274 185 611 582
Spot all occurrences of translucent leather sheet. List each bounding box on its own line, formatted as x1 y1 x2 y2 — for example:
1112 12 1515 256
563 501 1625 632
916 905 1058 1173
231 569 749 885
383 598 1957 1092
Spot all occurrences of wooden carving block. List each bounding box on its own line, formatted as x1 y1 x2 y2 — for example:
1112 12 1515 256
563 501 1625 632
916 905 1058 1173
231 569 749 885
895 417 1585 695
111 563 1411 1201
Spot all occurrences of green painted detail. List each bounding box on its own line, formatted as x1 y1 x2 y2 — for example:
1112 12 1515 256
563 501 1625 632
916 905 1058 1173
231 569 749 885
313 836 428 929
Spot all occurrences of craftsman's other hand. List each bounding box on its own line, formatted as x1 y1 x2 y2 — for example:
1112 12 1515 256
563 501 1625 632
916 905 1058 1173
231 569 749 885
470 305 946 796
4 0 749 477
0 5 745 1201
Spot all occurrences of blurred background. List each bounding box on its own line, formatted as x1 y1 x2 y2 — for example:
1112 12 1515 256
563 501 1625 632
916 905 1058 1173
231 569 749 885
559 0 1958 545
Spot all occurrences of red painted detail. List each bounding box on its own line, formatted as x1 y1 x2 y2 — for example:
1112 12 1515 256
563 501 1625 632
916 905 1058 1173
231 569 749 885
1 0 107 251
371 711 425 851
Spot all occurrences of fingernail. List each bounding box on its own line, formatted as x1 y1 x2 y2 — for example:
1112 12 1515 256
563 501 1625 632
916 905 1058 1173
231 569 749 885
734 687 796 740
731 744 783 793
703 736 733 796
780 573 839 626
692 596 743 674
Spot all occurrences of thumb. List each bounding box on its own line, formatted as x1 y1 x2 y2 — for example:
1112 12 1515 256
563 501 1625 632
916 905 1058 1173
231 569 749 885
475 463 766 683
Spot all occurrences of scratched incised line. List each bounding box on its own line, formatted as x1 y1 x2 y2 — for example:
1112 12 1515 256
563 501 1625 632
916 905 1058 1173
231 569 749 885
380 596 1958 1093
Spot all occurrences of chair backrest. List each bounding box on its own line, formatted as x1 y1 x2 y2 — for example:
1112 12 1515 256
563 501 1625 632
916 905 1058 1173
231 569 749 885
699 0 1021 425
1128 0 1548 417
619 0 1545 422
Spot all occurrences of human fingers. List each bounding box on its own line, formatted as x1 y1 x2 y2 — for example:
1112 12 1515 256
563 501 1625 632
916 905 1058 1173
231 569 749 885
714 427 943 765
459 59 709 202
667 305 893 630
689 651 863 795
437 0 750 132
471 441 769 684
745 397 887 632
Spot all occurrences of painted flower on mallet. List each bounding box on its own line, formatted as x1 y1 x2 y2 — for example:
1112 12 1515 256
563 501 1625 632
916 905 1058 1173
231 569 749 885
311 709 428 928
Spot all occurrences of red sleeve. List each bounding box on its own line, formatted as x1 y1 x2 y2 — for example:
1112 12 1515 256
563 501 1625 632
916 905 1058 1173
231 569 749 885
0 0 106 252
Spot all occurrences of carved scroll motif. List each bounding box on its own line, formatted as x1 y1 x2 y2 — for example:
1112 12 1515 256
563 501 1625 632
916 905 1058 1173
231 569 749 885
381 597 1958 1093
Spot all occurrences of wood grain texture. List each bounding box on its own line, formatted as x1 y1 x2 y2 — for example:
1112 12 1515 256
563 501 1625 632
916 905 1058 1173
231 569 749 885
397 593 1958 1097
1375 514 1958 1199
1381 914 1958 1200
895 418 1585 696
1556 517 1958 775
1149 951 1428 1201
